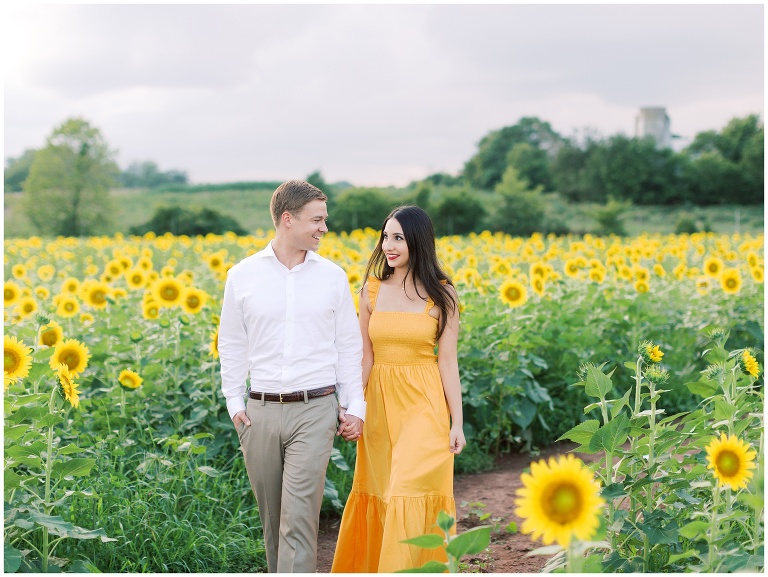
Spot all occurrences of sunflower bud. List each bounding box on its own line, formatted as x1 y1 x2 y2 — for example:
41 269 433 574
702 363 725 382
639 340 664 364
129 332 143 343
644 365 670 386
739 349 760 378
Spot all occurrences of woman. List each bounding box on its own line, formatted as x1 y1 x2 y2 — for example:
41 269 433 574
331 205 466 573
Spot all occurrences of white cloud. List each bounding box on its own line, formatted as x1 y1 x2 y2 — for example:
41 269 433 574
4 3 764 187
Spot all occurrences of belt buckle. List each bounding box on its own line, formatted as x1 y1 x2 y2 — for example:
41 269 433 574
279 392 286 403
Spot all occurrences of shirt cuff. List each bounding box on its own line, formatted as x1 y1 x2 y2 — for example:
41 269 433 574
343 398 366 421
226 396 247 420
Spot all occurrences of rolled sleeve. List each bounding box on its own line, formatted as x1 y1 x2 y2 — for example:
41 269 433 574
334 278 366 421
218 272 250 419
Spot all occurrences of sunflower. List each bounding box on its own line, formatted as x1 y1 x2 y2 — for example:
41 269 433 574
17 296 38 319
80 313 95 326
705 433 757 490
61 277 80 294
125 268 147 290
5 335 33 388
634 280 649 294
719 268 742 295
703 256 724 278
55 363 80 408
531 276 546 297
588 268 605 284
34 286 50 300
142 301 160 320
739 350 760 378
639 341 664 364
82 281 111 310
12 263 27 279
181 287 208 315
118 369 143 389
209 327 220 359
634 267 650 282
652 263 666 278
749 266 764 283
499 279 527 308
4 281 22 307
206 252 226 271
105 259 123 277
695 275 711 295
563 258 581 278
56 295 80 318
37 264 55 281
152 277 184 307
515 454 604 548
136 256 154 271
49 339 90 377
530 261 548 280
39 321 64 348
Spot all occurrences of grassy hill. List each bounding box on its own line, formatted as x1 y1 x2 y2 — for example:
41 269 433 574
4 186 764 238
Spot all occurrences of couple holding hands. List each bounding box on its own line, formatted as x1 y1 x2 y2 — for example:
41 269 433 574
218 180 465 573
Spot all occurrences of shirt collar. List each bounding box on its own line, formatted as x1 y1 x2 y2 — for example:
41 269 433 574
258 240 321 263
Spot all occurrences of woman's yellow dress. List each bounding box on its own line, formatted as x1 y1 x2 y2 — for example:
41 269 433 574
331 277 455 573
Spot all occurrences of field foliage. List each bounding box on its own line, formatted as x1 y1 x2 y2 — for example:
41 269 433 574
4 227 763 572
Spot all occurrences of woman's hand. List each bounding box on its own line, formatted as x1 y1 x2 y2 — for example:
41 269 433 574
449 424 466 455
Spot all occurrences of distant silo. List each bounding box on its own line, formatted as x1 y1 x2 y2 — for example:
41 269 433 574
635 107 671 148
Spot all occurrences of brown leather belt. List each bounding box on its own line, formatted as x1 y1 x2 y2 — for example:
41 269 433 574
249 385 336 403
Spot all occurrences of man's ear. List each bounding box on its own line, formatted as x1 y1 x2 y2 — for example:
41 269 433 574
281 211 292 228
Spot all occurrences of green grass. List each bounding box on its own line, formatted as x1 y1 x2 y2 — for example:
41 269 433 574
4 187 763 238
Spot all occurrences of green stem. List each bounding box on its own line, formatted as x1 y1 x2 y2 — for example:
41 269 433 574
42 386 57 572
646 380 657 510
120 386 126 418
709 483 721 570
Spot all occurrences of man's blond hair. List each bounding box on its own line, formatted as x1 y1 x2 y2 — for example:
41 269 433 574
270 180 328 227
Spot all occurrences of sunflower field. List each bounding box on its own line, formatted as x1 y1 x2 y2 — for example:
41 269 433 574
4 228 764 572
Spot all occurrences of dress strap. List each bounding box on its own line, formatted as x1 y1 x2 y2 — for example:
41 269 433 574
366 276 381 311
424 279 448 313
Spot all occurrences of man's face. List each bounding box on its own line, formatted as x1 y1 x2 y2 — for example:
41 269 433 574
287 199 328 252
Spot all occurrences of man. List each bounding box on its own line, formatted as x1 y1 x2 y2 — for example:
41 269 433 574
218 180 365 573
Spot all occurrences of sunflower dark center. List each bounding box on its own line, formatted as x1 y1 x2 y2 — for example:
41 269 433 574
5 350 20 372
505 287 520 301
544 483 582 524
41 330 58 346
716 450 740 477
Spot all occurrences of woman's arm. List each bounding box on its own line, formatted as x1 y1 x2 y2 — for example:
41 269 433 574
359 283 375 389
437 285 466 455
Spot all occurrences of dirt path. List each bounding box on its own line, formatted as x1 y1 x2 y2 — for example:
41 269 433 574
316 443 581 573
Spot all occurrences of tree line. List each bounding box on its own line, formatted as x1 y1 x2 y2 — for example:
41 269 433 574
6 113 763 237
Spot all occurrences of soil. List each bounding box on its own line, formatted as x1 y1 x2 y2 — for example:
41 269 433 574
316 442 585 573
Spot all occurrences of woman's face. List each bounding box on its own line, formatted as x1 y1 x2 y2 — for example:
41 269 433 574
382 218 409 270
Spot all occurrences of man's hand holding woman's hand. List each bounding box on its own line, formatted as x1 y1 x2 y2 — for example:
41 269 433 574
337 408 363 442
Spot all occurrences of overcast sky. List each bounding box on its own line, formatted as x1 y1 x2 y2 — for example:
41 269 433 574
4 1 764 187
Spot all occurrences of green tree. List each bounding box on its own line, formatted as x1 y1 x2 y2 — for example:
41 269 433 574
433 189 487 236
330 187 393 232
488 166 546 236
463 116 562 190
23 117 119 236
581 135 685 205
591 196 631 236
128 205 246 236
119 161 187 188
684 115 763 204
401 181 432 211
4 149 37 192
507 142 554 192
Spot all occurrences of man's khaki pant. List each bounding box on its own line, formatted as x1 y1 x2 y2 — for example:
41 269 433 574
238 392 338 573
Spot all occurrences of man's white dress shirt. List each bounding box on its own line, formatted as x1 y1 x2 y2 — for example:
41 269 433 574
219 241 366 421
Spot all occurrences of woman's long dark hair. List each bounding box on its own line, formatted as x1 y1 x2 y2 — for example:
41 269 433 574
363 205 458 339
